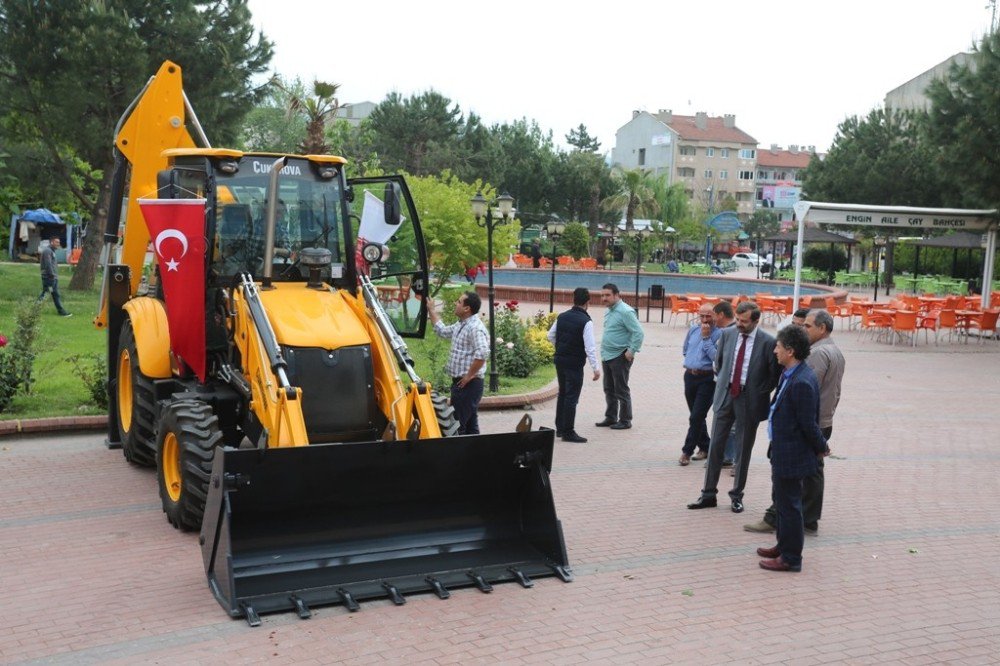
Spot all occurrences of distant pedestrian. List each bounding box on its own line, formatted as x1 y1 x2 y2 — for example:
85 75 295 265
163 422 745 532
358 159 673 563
531 239 543 268
36 236 71 317
428 291 489 435
595 283 644 430
756 325 830 572
547 287 601 443
667 259 679 273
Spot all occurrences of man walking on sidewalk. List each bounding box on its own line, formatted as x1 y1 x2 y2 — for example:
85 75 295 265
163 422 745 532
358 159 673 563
595 283 644 430
548 287 601 442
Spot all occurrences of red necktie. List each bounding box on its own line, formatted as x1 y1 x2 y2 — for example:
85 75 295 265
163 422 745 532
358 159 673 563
730 333 748 397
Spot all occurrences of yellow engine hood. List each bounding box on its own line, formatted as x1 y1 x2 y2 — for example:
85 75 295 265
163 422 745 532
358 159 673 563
259 284 370 350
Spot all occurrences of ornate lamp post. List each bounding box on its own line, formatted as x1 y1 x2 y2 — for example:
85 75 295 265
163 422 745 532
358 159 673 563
471 191 514 393
872 236 884 302
546 221 565 312
629 227 651 303
704 185 715 269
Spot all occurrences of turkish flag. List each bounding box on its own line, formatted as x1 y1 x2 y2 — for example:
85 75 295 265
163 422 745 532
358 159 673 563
138 198 207 382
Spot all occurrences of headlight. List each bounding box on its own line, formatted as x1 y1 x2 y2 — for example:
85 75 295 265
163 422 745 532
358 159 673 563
362 243 383 263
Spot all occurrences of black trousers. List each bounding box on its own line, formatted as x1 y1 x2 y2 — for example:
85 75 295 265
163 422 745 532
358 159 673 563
555 362 584 435
602 353 633 423
451 377 484 435
682 371 714 455
763 426 832 527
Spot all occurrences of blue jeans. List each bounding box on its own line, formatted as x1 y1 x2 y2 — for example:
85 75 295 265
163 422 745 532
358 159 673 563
38 276 68 315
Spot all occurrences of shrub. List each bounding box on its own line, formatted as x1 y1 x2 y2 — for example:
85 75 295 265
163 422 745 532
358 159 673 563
67 353 108 409
803 246 847 272
0 302 42 411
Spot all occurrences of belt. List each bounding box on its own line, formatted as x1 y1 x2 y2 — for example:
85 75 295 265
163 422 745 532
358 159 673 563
685 368 713 376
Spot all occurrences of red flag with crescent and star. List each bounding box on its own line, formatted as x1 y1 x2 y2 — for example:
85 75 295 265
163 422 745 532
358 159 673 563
137 198 207 381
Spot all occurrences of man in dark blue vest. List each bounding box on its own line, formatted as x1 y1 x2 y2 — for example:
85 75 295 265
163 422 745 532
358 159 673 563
547 287 601 442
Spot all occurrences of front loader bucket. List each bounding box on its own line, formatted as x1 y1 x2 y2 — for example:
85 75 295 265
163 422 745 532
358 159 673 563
200 430 571 625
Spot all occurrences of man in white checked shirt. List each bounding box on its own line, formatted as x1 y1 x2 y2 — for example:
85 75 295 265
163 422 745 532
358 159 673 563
428 291 491 435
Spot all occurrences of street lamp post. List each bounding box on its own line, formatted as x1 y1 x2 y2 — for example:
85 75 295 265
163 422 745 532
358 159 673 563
705 185 715 269
872 236 883 302
546 221 565 313
629 228 651 303
471 191 515 393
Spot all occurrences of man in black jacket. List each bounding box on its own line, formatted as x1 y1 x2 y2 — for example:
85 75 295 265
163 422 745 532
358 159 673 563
547 287 601 442
36 236 71 317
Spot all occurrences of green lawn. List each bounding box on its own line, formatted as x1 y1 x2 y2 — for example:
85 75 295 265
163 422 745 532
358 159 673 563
0 262 552 420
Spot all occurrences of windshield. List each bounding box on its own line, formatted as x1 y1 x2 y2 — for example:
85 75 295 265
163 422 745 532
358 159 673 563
211 156 346 284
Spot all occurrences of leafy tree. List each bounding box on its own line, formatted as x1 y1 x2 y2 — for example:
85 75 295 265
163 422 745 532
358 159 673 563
744 209 780 252
601 168 659 231
368 91 463 175
239 77 305 152
406 172 519 295
926 29 1000 210
277 77 341 154
565 124 601 153
0 0 273 289
651 179 690 227
558 222 591 259
802 108 946 208
487 118 559 218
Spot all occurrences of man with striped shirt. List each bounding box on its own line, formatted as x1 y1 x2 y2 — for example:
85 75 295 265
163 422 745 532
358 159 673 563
429 291 490 435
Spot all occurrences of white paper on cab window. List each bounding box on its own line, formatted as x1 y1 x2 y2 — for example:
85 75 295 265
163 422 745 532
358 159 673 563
359 190 404 245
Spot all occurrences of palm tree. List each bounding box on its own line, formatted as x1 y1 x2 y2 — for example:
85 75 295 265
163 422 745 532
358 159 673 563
601 168 660 232
277 79 341 154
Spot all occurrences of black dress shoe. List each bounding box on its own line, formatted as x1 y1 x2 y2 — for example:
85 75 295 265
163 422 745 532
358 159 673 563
687 497 718 509
562 432 588 443
595 419 617 427
609 421 632 430
731 499 745 513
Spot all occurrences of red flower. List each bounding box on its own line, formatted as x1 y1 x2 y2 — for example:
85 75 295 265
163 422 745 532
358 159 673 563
0 334 7 348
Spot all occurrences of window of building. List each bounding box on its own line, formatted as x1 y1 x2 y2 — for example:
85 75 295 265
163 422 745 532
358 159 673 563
677 167 695 178
757 170 769 180
719 170 728 179
706 147 715 157
638 148 645 166
721 148 730 158
739 148 756 159
704 169 713 179
739 170 754 180
679 146 696 156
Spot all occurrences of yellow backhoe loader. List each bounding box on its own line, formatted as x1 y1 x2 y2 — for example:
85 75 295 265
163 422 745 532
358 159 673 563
99 61 571 625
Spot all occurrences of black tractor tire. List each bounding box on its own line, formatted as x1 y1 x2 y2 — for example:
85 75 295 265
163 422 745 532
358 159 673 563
156 399 222 531
116 318 157 467
431 390 460 437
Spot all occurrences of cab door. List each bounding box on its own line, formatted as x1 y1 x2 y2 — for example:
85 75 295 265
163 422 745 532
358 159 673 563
347 175 428 338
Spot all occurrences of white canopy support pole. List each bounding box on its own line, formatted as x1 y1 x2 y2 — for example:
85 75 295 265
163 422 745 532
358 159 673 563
982 227 997 309
792 202 811 310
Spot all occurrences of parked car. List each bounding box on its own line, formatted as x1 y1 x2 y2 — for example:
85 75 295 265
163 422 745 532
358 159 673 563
732 252 761 268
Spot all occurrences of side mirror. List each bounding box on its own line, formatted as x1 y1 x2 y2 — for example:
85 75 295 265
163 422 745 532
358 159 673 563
384 182 402 226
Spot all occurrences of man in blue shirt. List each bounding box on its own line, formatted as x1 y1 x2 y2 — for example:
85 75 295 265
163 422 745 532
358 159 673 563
679 303 721 465
595 283 644 430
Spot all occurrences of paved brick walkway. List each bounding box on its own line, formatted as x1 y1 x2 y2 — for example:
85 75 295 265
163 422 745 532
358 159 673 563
2 299 999 664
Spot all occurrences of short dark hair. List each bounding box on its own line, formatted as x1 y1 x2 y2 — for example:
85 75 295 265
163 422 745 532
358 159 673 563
808 309 835 334
713 301 734 318
573 287 590 306
793 308 810 319
461 290 482 314
736 300 761 322
777 325 811 361
602 283 619 295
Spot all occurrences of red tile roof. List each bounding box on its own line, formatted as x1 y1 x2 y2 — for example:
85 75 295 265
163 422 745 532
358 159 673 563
654 112 757 144
756 148 814 168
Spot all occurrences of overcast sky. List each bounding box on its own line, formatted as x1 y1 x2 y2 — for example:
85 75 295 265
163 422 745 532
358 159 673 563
245 0 993 155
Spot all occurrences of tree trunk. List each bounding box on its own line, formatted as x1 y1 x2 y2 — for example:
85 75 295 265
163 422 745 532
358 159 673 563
68 165 115 291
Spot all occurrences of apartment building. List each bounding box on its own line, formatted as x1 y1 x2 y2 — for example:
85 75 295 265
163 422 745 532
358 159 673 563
755 145 815 224
612 110 758 218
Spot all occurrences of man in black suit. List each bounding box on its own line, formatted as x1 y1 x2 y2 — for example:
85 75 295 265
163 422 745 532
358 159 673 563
688 301 780 513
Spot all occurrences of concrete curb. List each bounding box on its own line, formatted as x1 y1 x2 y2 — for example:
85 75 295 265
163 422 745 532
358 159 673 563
0 382 559 436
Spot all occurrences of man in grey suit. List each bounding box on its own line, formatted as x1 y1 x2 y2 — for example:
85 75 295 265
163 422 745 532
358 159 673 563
688 301 780 513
